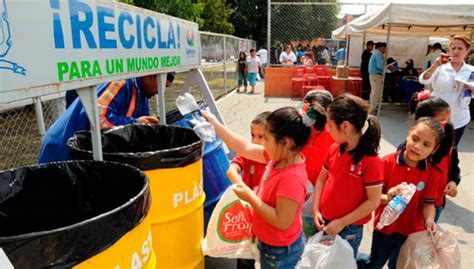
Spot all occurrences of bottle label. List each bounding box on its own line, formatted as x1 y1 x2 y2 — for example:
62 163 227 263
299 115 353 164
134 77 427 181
388 195 408 213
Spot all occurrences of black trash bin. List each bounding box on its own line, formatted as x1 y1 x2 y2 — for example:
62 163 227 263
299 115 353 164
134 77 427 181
0 161 155 269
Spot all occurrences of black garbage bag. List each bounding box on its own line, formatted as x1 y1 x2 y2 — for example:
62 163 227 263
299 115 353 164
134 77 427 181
67 124 203 170
0 161 150 268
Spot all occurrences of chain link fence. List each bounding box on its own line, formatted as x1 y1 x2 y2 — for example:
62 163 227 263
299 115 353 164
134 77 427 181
269 1 383 66
1 32 255 171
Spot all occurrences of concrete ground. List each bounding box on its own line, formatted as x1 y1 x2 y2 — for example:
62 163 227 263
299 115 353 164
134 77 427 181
206 80 473 268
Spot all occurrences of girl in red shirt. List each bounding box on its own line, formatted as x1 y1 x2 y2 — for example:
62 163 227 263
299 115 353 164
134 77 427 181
300 90 335 186
313 94 383 257
409 92 459 223
203 107 312 268
368 117 454 269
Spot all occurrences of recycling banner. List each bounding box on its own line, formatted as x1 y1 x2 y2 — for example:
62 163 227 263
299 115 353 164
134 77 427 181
0 0 200 103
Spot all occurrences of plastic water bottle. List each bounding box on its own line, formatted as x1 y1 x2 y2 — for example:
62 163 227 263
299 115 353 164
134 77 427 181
176 93 216 143
376 182 417 230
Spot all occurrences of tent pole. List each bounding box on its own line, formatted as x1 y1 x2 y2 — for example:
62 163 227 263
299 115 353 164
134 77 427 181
377 23 392 117
345 34 351 66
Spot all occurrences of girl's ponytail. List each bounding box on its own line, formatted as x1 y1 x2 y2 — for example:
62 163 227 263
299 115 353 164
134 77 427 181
352 115 381 164
431 121 455 164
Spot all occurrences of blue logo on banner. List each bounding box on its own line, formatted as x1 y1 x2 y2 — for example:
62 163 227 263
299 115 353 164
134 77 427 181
0 0 26 76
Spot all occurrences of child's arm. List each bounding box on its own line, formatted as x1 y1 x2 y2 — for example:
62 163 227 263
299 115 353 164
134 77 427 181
233 183 299 230
313 169 329 230
202 111 267 163
423 203 437 234
323 186 382 236
227 163 244 185
445 148 461 197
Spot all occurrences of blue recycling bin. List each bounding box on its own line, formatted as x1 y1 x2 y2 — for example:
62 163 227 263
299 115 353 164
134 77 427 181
170 114 231 230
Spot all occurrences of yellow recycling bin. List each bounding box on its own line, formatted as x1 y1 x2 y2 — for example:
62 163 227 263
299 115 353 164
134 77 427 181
0 161 155 269
68 124 205 268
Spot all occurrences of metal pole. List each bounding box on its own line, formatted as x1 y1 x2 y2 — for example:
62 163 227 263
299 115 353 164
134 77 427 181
76 86 103 161
223 36 227 94
377 23 391 118
34 97 46 137
345 34 351 66
267 0 271 66
157 73 167 124
362 5 368 65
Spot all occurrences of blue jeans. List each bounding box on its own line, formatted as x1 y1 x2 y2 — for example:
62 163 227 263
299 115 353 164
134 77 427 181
261 63 267 79
257 233 305 269
368 230 407 269
238 72 247 87
323 218 363 258
338 224 363 258
435 206 443 223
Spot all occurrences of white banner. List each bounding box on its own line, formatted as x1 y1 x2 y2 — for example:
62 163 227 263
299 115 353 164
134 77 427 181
0 0 201 103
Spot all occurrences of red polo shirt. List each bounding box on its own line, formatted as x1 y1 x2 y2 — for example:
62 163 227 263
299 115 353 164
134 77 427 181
231 155 267 189
319 144 384 225
301 128 334 186
374 149 440 237
253 158 308 246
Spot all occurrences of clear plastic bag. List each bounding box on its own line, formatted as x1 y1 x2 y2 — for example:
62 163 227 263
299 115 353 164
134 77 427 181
397 231 461 269
297 231 357 269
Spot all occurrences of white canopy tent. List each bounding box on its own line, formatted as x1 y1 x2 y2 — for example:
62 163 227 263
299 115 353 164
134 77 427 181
331 2 474 116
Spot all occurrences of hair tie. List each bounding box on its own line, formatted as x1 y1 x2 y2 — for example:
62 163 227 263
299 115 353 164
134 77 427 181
297 103 317 127
415 90 431 102
361 120 370 135
439 121 447 127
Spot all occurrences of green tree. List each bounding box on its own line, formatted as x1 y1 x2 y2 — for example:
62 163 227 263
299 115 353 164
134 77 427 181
228 0 267 46
200 0 235 34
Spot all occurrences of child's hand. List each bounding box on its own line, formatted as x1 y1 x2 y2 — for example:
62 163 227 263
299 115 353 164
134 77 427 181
313 211 325 231
387 184 404 199
425 220 437 235
323 219 345 236
445 182 458 197
233 183 254 203
201 110 219 126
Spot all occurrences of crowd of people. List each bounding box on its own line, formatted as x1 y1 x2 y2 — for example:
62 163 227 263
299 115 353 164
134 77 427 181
203 34 472 269
270 42 346 67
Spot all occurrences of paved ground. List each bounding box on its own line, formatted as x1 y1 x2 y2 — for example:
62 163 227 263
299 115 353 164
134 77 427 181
206 81 473 268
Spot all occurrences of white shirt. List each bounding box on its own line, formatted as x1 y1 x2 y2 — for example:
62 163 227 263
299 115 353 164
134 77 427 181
419 62 474 129
279 51 296 66
247 56 261 73
257 49 268 65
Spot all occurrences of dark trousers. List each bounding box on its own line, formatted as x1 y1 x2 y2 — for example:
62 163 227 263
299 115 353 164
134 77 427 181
368 230 407 269
362 72 371 100
454 125 467 148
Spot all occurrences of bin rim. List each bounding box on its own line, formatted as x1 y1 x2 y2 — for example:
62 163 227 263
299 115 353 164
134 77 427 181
68 124 203 159
0 160 149 242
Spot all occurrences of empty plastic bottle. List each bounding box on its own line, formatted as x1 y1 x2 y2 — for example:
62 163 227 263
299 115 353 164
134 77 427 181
376 182 417 230
176 93 216 143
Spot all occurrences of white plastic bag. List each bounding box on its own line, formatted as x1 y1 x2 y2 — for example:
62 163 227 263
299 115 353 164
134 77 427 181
297 232 357 269
202 186 258 259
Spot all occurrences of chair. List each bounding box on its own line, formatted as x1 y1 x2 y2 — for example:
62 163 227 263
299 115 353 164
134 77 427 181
304 73 319 86
313 65 328 76
291 67 309 98
302 85 326 97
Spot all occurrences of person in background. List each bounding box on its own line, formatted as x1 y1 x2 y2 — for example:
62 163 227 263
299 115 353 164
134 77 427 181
236 51 248 93
302 52 314 66
279 44 297 66
400 59 419 79
384 57 399 103
334 47 346 66
39 74 171 163
419 35 474 147
257 46 268 79
296 43 306 65
320 46 330 65
361 41 375 100
369 42 390 114
423 43 443 71
247 48 262 94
